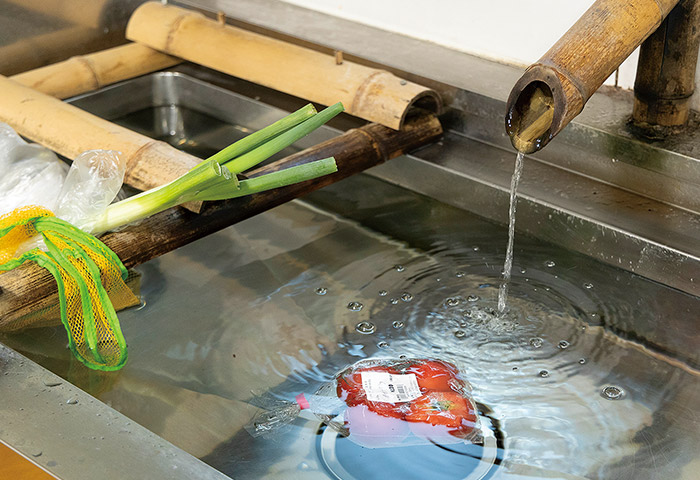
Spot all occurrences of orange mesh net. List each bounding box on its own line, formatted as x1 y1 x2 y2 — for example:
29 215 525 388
0 205 137 370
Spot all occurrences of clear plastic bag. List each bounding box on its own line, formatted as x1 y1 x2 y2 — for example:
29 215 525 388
54 149 125 233
0 122 125 234
0 123 68 216
247 357 483 449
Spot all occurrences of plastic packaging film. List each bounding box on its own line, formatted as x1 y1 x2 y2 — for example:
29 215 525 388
247 358 483 449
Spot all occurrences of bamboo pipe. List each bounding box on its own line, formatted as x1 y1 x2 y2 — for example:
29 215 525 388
505 0 680 153
633 0 700 129
0 75 201 202
0 113 443 331
10 43 181 99
125 2 440 130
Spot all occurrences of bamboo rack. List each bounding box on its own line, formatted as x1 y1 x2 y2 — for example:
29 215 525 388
505 0 680 153
0 75 201 200
11 43 181 99
0 114 443 330
126 2 440 130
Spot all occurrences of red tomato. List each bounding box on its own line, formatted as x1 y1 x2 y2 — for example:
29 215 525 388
405 391 477 440
336 364 404 418
336 370 365 407
365 399 407 419
401 360 465 393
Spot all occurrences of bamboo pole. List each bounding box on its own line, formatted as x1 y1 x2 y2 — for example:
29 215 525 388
0 75 201 200
125 2 440 130
505 0 680 153
10 43 181 99
0 113 443 331
632 0 700 129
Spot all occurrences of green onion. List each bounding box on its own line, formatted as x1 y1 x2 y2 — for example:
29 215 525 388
222 102 343 175
193 157 338 202
190 103 317 174
88 102 344 234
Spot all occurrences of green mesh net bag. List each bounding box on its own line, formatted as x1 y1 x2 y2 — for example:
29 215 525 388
0 205 136 371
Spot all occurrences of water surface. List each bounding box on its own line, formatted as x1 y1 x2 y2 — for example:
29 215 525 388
3 173 698 480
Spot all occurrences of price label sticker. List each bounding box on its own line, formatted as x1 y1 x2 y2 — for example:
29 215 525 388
361 371 422 403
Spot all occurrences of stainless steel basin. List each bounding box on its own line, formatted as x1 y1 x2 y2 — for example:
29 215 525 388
1 71 698 480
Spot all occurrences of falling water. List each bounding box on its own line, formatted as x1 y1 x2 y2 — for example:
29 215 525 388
497 151 525 313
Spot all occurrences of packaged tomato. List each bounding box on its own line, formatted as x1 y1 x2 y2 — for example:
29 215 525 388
332 358 482 448
246 358 482 449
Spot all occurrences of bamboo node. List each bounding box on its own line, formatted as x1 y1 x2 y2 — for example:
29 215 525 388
217 11 226 26
334 50 344 65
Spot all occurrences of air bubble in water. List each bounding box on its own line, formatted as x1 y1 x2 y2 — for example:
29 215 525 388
473 246 480 251
392 321 405 329
454 330 466 339
355 321 376 334
520 268 527 274
347 301 364 311
394 265 405 272
558 340 570 349
538 370 550 378
579 358 587 364
445 298 460 307
584 282 593 289
401 292 413 302
315 287 328 296
545 260 556 268
601 386 624 400
378 290 388 296
467 295 479 302
378 341 389 348
529 337 543 348
455 271 465 278
390 298 399 305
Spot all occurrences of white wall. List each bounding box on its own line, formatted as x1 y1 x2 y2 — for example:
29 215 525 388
278 0 645 90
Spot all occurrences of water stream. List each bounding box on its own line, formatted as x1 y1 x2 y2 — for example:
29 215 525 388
497 152 525 313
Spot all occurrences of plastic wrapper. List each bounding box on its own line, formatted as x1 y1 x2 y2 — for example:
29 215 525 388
55 149 125 233
247 358 483 449
0 122 125 235
0 123 68 216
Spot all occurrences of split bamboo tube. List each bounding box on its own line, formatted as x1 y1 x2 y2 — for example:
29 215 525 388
633 0 700 129
11 43 181 99
0 75 200 199
126 2 440 130
505 0 680 153
0 114 443 330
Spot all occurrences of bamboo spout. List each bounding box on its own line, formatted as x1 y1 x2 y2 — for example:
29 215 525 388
506 0 680 153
